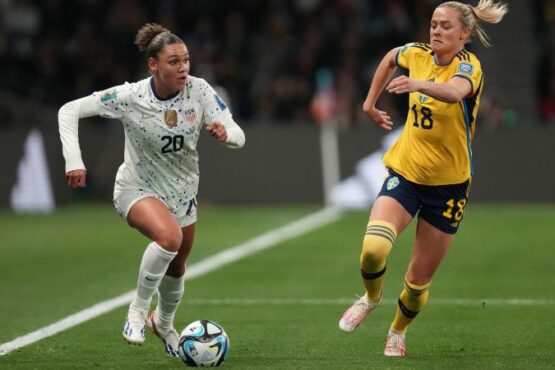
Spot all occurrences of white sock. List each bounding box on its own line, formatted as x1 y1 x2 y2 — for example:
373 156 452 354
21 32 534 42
156 274 185 329
131 242 177 311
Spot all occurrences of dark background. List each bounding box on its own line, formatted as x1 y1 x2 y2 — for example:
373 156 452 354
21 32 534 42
1 0 554 206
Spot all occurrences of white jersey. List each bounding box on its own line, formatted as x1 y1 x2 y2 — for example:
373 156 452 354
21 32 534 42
59 76 245 205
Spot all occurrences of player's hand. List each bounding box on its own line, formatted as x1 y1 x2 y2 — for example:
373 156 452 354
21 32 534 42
386 75 419 95
65 169 87 188
362 103 394 131
206 121 228 142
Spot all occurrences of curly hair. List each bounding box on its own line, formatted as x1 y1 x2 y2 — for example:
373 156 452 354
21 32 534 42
135 23 184 58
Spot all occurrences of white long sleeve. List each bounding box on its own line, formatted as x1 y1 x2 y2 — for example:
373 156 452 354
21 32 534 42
58 95 100 172
196 78 245 149
58 77 243 208
223 120 245 148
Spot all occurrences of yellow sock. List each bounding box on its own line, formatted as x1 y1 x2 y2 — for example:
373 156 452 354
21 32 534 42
359 221 396 303
390 278 431 334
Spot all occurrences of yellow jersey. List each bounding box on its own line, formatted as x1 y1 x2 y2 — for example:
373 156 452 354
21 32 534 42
382 42 483 185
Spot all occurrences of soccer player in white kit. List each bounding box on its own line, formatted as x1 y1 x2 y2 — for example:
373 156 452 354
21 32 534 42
58 23 245 357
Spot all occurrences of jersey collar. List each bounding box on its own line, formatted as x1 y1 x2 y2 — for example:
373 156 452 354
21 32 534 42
149 77 181 101
431 48 466 67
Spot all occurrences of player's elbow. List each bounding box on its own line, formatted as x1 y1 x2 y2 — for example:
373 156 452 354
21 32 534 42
445 79 472 103
443 95 461 104
441 87 467 103
58 102 71 121
58 101 76 129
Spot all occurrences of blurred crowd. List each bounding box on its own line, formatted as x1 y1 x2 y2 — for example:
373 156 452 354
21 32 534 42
0 0 439 126
1 0 549 127
534 0 555 125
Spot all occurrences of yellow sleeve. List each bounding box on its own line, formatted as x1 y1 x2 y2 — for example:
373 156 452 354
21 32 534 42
395 43 413 69
452 56 482 96
395 43 431 70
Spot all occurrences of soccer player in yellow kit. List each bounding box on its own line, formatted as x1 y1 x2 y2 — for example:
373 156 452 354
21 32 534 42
339 0 508 356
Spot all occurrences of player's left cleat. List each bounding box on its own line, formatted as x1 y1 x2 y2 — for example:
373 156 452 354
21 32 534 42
122 306 147 345
384 330 406 357
339 294 381 333
146 311 180 357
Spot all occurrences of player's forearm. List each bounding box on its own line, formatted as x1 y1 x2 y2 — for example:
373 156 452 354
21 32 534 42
58 96 99 171
417 81 466 103
59 100 86 172
363 48 399 110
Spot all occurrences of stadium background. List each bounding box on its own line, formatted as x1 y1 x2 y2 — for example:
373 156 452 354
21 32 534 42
0 0 554 207
1 1 555 369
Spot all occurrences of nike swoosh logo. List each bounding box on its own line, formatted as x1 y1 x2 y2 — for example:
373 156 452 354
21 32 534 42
145 276 158 281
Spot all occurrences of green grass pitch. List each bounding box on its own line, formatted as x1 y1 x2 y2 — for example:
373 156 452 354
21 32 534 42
0 203 554 369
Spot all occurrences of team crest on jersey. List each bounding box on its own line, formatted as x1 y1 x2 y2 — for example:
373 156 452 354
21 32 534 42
418 78 434 103
458 62 474 75
100 90 117 103
386 176 400 190
214 94 228 111
183 108 196 122
164 109 178 127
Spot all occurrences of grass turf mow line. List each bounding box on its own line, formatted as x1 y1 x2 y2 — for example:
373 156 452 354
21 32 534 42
0 207 343 356
181 298 555 306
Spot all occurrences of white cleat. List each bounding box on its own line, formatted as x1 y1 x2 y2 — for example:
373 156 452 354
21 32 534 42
384 331 406 357
339 295 381 333
146 311 180 357
122 306 147 345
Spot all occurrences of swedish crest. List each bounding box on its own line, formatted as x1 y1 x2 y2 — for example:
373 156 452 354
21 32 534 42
418 93 429 104
386 176 400 191
418 78 434 103
418 77 435 104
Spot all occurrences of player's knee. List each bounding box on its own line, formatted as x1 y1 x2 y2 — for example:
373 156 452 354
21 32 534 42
154 228 183 253
360 235 390 266
360 220 397 268
404 277 431 298
405 273 432 287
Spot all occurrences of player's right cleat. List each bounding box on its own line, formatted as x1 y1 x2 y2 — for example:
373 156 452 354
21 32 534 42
122 306 147 345
384 330 406 357
339 295 381 333
146 311 180 357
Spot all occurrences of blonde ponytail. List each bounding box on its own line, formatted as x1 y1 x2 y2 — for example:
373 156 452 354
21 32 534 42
438 0 508 47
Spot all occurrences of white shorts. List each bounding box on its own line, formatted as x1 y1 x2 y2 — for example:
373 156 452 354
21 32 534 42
113 185 197 227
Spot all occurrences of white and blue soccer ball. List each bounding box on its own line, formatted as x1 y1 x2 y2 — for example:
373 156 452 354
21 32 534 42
178 320 230 367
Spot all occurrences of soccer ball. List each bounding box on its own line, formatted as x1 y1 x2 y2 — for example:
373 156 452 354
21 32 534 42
177 320 230 367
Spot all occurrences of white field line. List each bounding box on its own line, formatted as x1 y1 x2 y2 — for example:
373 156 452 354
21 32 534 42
182 298 555 306
0 207 343 356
